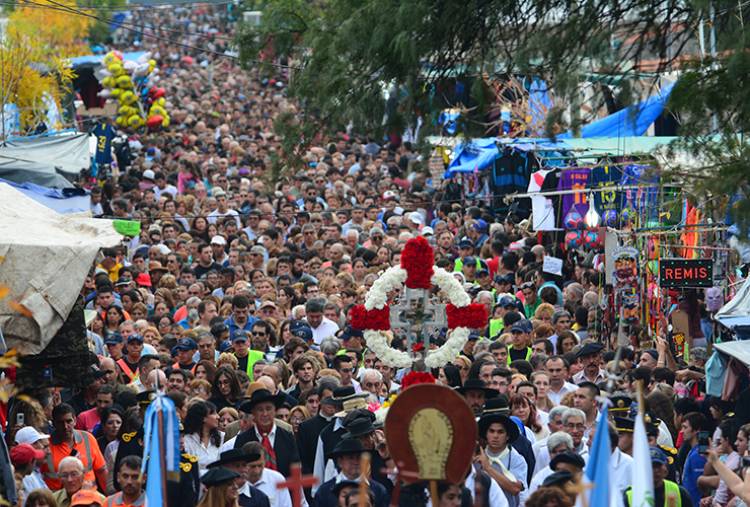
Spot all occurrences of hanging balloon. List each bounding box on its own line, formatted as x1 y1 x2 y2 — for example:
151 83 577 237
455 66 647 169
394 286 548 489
149 106 167 118
134 63 151 77
127 114 143 128
161 115 170 128
108 63 124 77
110 88 122 98
583 230 601 248
103 52 118 66
123 60 138 71
563 208 584 230
100 76 115 88
620 208 632 225
115 115 126 127
111 50 124 61
155 97 166 107
565 231 583 249
146 115 163 129
120 91 137 105
151 88 165 99
94 68 111 80
115 75 133 89
603 210 618 228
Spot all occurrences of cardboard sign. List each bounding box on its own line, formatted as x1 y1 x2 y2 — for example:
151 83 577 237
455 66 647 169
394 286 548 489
659 259 712 288
542 255 563 276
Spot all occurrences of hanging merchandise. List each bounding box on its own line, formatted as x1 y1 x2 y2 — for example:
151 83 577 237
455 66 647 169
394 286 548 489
613 246 641 335
558 168 591 229
96 51 170 132
589 165 623 225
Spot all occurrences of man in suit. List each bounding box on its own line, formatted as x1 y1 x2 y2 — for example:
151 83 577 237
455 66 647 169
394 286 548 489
312 387 369 490
297 380 340 474
312 438 388 507
234 389 300 478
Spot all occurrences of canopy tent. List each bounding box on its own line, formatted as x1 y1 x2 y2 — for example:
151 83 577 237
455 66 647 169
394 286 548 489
0 131 90 188
0 183 121 355
714 341 750 367
558 82 675 139
0 179 91 214
716 277 750 335
443 138 500 178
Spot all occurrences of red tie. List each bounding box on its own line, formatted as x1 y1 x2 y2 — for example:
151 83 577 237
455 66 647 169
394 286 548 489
261 432 277 471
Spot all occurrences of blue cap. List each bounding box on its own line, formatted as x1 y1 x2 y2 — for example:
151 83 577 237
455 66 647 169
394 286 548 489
290 321 313 342
649 446 668 465
174 338 197 351
473 219 488 232
218 340 233 352
105 333 123 345
458 239 473 249
232 331 249 343
511 319 533 334
339 327 363 342
127 334 144 343
494 273 514 285
497 295 517 308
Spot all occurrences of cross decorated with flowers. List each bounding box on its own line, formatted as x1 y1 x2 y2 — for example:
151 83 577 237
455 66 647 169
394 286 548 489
349 236 488 368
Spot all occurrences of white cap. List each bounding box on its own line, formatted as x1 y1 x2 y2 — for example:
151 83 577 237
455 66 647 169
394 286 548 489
142 169 155 180
15 426 50 445
421 226 434 236
408 212 423 225
210 235 227 246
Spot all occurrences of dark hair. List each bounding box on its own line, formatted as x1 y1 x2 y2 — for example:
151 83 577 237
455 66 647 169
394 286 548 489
533 338 554 356
52 403 75 421
442 364 463 388
489 341 507 352
195 360 217 383
674 397 701 416
510 393 541 433
183 401 221 447
652 367 676 386
683 412 708 433
577 381 600 398
509 360 533 378
467 358 498 381
211 366 242 403
118 455 142 473
232 295 250 309
545 355 570 369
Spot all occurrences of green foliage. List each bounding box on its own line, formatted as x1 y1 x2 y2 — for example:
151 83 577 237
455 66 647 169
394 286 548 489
239 0 750 226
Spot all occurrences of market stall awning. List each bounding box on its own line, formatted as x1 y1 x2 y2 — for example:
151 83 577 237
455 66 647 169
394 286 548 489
716 277 750 330
444 138 499 178
714 341 750 367
0 183 121 355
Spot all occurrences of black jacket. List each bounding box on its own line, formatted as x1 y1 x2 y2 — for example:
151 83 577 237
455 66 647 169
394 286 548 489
297 414 333 473
238 485 271 507
234 425 300 478
312 476 389 507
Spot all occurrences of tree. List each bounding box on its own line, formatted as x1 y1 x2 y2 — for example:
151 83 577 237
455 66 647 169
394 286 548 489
239 0 750 229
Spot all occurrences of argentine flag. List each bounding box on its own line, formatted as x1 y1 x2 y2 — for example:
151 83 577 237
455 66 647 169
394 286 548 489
630 413 655 507
577 406 614 507
142 394 180 506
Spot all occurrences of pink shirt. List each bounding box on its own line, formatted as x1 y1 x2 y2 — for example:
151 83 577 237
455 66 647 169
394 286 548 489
75 407 100 432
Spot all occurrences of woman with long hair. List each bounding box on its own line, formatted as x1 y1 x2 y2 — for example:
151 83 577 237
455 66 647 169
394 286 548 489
96 406 124 455
197 467 240 507
530 371 555 413
208 366 242 411
510 393 546 441
104 306 126 334
195 360 217 384
183 400 224 475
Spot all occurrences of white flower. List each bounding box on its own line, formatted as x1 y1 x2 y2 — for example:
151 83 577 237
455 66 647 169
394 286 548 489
363 330 412 368
365 267 406 310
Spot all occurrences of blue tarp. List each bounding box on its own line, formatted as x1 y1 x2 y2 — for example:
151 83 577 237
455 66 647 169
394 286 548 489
444 138 500 178
69 51 146 68
0 179 90 214
559 82 674 139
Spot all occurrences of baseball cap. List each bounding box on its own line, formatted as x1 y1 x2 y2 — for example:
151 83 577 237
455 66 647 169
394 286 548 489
174 338 197 351
289 321 313 342
260 300 278 310
421 226 434 236
135 272 152 287
458 239 473 249
105 333 123 345
127 334 144 344
142 169 155 181
10 443 45 466
213 188 227 198
408 212 423 225
14 426 49 445
369 226 384 238
211 235 227 246
649 446 668 465
70 490 106 507
462 256 476 267
511 319 533 334
382 190 398 201
494 273 514 285
576 342 604 358
250 245 266 255
473 219 488 232
232 331 249 344
497 295 517 308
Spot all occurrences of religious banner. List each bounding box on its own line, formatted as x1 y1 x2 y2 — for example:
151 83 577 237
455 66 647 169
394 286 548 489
613 246 640 328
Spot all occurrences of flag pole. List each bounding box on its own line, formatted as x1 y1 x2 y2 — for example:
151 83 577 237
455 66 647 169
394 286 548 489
156 398 168 507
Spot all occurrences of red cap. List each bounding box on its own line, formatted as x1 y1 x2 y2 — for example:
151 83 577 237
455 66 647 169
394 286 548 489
135 272 152 287
10 443 45 466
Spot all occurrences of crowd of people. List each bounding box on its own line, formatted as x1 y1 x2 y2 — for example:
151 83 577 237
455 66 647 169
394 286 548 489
1 3 749 507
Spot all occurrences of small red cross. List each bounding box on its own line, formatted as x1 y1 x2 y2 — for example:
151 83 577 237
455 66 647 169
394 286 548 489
276 463 318 507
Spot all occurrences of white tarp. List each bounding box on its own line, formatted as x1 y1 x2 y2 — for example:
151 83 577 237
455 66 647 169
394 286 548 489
716 277 750 329
714 341 750 367
0 183 121 354
0 131 90 188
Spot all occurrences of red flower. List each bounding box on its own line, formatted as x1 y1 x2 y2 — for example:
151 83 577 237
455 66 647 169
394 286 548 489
411 342 425 352
446 303 488 329
349 305 390 331
400 236 434 289
401 371 436 390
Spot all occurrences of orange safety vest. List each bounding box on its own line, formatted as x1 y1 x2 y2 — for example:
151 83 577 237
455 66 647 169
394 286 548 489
117 358 138 382
43 430 103 490
104 491 146 507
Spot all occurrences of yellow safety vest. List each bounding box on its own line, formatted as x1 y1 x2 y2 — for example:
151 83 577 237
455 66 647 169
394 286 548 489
626 480 680 507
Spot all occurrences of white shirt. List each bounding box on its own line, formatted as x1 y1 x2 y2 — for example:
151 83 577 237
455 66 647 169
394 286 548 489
462 466 509 507
219 435 237 453
255 424 277 447
22 469 47 495
251 468 301 507
183 432 225 475
547 381 578 405
207 208 241 227
524 466 554 505
610 447 633 507
535 440 589 476
310 317 340 345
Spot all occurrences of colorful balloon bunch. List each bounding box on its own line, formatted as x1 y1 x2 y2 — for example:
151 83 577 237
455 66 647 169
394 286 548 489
96 51 169 131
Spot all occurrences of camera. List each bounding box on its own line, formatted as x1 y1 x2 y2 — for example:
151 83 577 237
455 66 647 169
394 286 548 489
698 431 711 454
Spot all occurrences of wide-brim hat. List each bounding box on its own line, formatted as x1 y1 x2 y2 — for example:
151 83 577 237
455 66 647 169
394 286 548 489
342 416 377 439
576 342 604 359
455 378 499 398
327 437 366 460
208 448 262 468
478 396 518 442
549 451 585 471
239 388 284 413
334 393 369 418
200 466 240 487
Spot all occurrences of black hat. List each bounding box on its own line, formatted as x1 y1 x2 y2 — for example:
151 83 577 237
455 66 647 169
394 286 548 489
239 389 283 413
550 451 586 471
478 396 519 442
200 467 240 487
332 386 356 400
327 438 366 459
610 394 633 413
456 379 499 398
614 416 635 433
332 479 364 498
576 342 604 359
208 449 262 469
542 470 574 488
136 391 157 407
342 416 377 439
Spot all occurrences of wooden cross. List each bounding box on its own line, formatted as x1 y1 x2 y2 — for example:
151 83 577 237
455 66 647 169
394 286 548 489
381 462 420 507
276 462 318 507
389 287 446 353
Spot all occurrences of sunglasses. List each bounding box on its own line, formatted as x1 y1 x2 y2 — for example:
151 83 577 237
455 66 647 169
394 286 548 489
252 331 267 336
